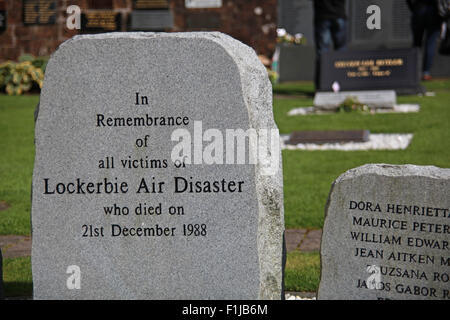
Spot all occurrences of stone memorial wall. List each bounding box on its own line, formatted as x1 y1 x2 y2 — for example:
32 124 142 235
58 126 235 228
0 0 277 61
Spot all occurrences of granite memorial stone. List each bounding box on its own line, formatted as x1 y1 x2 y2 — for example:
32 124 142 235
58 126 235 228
318 164 450 300
32 32 285 300
348 0 412 50
319 49 423 94
277 0 314 46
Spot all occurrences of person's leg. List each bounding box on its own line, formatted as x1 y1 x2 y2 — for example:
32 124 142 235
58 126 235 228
422 6 442 77
314 19 332 89
315 19 332 56
331 18 347 51
423 27 440 76
411 8 427 76
411 12 425 48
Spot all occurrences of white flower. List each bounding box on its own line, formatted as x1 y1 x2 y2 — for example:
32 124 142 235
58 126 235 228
277 28 287 37
332 81 340 93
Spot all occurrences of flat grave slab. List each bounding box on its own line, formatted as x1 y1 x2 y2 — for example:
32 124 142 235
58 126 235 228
287 130 370 145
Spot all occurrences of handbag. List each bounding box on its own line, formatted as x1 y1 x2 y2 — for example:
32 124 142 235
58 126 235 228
437 0 450 19
439 22 450 55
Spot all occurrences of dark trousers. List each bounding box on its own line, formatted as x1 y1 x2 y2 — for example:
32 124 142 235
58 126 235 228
411 5 442 75
314 18 347 88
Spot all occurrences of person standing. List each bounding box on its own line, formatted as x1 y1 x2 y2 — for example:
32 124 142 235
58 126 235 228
314 0 348 89
407 0 444 80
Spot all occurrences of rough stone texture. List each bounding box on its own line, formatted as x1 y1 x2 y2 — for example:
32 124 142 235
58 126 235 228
32 32 284 300
314 91 396 110
318 164 450 300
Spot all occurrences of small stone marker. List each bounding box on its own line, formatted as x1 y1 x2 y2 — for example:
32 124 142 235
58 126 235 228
318 164 450 300
287 130 370 145
32 32 285 299
314 90 396 111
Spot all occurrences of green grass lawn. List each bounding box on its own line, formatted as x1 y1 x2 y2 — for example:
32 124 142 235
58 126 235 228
3 257 32 297
2 253 319 296
284 252 320 292
0 80 449 296
275 80 450 229
0 95 37 236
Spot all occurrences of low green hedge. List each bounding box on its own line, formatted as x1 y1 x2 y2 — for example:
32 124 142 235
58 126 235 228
0 54 48 95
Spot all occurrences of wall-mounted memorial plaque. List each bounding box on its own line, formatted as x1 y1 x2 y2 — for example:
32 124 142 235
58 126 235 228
81 11 121 32
0 10 6 34
133 0 169 9
130 10 173 30
186 12 220 29
185 0 222 9
319 49 423 94
23 0 57 25
87 0 113 9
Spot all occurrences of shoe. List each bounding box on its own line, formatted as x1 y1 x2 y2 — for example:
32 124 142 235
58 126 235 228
422 74 432 81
